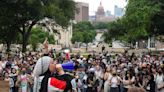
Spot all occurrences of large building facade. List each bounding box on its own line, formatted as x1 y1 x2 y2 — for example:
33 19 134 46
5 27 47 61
75 2 89 22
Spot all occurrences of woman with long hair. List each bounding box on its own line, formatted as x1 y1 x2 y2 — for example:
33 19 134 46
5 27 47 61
109 71 120 92
156 68 164 92
104 66 112 92
86 72 97 92
123 71 135 92
146 74 155 92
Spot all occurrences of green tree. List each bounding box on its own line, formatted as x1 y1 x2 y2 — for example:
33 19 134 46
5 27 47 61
103 19 126 43
94 22 108 29
72 21 96 51
73 21 94 31
0 1 20 52
0 26 18 52
72 21 96 44
83 30 96 51
29 27 55 51
0 0 75 52
71 31 83 44
123 0 158 40
103 0 163 46
150 0 164 35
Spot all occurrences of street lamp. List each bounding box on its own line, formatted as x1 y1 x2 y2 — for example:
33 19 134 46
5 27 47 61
154 26 157 51
154 26 157 34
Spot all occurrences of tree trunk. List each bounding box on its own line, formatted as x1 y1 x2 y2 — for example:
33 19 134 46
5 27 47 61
86 43 88 52
20 21 36 52
22 32 30 53
22 37 27 52
6 42 11 52
32 43 37 52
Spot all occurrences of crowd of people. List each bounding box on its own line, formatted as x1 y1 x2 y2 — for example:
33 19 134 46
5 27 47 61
0 48 164 92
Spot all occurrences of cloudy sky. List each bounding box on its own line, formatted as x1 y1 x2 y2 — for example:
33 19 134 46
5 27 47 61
75 0 127 15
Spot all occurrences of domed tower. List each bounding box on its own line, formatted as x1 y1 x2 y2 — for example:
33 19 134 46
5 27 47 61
96 2 105 20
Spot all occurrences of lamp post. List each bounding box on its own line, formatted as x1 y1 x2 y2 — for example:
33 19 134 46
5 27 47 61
154 27 157 51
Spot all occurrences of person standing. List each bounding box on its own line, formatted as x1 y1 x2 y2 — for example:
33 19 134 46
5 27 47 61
86 72 97 92
109 71 120 92
4 72 14 92
146 74 156 92
104 66 112 92
33 56 73 92
102 45 105 53
33 38 73 92
10 68 19 92
16 67 29 92
95 65 103 92
71 74 82 92
156 68 164 92
123 72 135 92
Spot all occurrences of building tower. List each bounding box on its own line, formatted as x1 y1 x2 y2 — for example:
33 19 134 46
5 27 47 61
75 2 89 22
114 5 124 17
96 2 105 20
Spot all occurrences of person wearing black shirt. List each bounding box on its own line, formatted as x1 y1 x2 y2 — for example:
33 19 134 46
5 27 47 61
147 74 156 92
10 68 19 92
54 73 73 92
135 74 143 87
102 45 105 53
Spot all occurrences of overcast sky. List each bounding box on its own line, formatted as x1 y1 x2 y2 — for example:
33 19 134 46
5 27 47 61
75 0 127 15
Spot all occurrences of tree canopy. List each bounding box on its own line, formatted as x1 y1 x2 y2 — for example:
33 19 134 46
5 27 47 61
71 21 96 44
93 22 108 29
0 0 76 52
73 21 94 31
29 27 55 51
103 0 164 44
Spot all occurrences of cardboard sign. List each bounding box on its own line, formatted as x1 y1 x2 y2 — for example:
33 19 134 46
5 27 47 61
0 80 9 92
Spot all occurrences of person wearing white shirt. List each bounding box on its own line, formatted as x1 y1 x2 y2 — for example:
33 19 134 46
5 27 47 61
109 71 120 92
95 65 103 92
156 68 164 92
104 66 112 92
71 75 82 92
123 72 135 92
